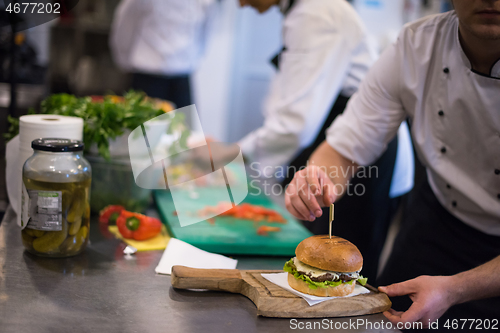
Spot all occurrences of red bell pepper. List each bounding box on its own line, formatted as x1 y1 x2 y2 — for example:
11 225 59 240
99 205 125 224
198 202 287 223
116 210 162 241
257 225 281 236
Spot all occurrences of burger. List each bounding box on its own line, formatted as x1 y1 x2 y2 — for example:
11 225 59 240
283 235 367 297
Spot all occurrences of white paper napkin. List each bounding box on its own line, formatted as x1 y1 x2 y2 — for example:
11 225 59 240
261 272 370 306
155 238 238 275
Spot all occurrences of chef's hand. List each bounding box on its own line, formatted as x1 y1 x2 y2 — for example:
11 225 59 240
284 166 336 222
191 141 240 170
378 276 456 329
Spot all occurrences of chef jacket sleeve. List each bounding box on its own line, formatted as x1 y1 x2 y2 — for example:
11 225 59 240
110 0 151 71
326 34 408 166
239 2 368 172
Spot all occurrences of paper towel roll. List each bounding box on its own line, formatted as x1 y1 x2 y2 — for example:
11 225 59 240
19 115 83 147
6 115 84 219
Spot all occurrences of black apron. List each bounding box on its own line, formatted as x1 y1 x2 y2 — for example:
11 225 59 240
131 72 192 108
377 174 500 330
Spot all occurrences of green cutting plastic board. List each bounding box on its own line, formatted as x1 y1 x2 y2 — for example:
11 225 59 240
154 186 313 256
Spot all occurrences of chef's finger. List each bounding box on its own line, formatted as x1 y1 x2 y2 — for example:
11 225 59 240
289 172 319 220
398 302 426 325
319 176 336 206
298 187 323 217
387 308 404 317
383 310 415 326
285 183 313 221
383 310 402 324
383 302 425 327
378 279 416 297
304 167 321 195
305 167 336 206
287 203 307 221
285 188 307 220
297 181 323 218
291 195 315 221
383 311 403 325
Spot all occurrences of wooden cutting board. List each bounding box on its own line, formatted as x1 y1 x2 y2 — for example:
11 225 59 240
171 266 392 318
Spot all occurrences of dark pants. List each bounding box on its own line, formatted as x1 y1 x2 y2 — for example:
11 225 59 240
377 175 500 329
131 73 192 108
283 94 400 281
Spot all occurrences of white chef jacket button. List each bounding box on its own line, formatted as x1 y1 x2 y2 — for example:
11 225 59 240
443 67 450 74
438 110 444 116
446 184 451 189
497 194 500 200
495 169 500 175
441 146 447 153
452 201 457 207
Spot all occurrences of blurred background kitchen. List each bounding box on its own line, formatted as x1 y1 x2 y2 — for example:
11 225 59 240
0 0 452 219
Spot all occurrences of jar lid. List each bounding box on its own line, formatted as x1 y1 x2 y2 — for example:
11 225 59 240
31 138 84 152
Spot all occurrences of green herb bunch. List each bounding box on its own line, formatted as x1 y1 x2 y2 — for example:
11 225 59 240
5 91 189 160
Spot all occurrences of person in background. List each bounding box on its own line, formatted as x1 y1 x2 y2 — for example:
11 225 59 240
285 0 500 328
237 0 414 281
110 0 217 108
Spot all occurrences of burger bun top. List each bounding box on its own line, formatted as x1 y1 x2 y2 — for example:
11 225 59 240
295 235 363 272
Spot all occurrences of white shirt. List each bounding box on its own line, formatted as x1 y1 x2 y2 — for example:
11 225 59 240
239 0 375 171
110 0 216 75
239 0 414 197
327 11 500 235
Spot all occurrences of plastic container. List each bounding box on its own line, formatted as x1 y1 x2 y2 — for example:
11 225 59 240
86 154 151 214
21 138 91 257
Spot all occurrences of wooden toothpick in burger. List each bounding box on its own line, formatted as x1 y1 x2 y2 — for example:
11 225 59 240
329 203 334 239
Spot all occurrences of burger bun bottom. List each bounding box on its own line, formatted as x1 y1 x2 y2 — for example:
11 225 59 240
287 273 355 297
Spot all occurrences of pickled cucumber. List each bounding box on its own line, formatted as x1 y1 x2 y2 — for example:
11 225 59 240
69 216 82 236
25 229 45 238
25 229 35 237
66 189 87 223
23 178 91 257
21 229 34 248
60 226 88 253
83 200 90 219
66 198 84 223
62 190 73 215
32 219 68 254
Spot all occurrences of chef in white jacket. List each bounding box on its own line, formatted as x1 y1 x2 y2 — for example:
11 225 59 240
110 0 216 108
285 1 500 327
238 0 414 280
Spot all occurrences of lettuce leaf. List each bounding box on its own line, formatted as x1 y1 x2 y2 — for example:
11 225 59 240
283 258 368 289
357 276 368 286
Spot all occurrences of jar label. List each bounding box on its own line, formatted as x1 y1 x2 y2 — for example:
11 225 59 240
22 184 63 231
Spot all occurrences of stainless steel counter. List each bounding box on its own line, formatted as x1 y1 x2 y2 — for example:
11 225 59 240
0 207 400 333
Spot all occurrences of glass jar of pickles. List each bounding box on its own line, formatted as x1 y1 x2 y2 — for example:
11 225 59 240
21 138 91 257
